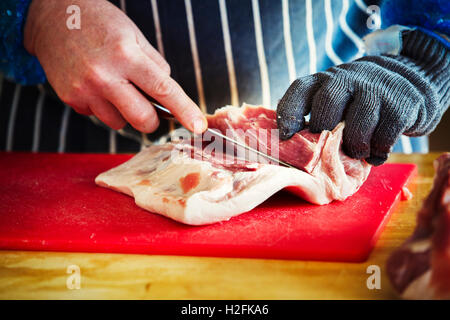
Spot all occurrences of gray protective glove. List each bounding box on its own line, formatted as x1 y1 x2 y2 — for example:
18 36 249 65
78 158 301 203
277 29 450 165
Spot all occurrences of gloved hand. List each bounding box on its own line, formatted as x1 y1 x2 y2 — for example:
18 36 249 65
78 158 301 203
277 29 450 165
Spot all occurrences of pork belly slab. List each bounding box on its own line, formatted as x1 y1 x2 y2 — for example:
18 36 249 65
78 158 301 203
96 104 371 225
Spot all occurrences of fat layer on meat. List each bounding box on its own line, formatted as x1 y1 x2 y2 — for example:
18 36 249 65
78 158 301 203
96 104 371 225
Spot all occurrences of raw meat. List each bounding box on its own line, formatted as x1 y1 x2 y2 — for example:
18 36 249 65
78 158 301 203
387 153 450 299
96 104 371 225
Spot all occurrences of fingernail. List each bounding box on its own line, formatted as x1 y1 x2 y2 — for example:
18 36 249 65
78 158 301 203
192 117 207 133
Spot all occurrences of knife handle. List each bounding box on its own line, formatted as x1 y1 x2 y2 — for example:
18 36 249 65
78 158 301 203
148 101 180 122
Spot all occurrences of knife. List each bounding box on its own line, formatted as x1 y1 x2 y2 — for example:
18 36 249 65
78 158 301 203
150 102 296 169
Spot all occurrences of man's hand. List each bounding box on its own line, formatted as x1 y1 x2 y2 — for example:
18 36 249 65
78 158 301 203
24 0 207 133
277 30 449 165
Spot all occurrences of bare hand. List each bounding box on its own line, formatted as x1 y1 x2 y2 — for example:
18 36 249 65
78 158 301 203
24 0 207 133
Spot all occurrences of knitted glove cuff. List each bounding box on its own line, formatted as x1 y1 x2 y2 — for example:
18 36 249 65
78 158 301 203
400 29 450 108
0 0 46 85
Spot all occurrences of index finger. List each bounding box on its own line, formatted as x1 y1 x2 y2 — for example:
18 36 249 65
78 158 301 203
127 53 207 133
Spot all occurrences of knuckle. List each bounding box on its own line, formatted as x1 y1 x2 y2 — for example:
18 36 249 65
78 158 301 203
115 42 135 60
162 62 171 75
58 80 84 104
136 111 159 133
133 110 152 129
152 76 174 98
59 91 77 106
101 79 124 96
84 66 105 87
70 82 84 97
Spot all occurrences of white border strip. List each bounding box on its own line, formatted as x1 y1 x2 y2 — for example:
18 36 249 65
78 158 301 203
112 0 129 150
6 84 21 151
58 104 71 153
251 0 271 107
324 0 343 65
218 0 239 106
282 0 296 83
32 90 45 152
184 0 207 113
150 0 165 58
305 0 317 74
339 0 364 59
150 0 175 132
355 0 368 13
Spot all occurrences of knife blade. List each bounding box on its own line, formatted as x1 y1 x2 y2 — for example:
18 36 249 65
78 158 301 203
150 102 296 169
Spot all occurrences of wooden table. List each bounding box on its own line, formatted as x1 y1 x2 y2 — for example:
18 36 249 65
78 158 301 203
0 153 440 300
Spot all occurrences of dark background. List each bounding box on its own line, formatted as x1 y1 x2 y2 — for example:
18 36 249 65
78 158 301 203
430 109 450 151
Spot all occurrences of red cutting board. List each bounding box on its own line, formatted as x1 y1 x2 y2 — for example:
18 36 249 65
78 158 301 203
0 152 416 262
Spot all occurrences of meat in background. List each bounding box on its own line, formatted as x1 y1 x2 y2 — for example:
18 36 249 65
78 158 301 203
387 153 450 299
